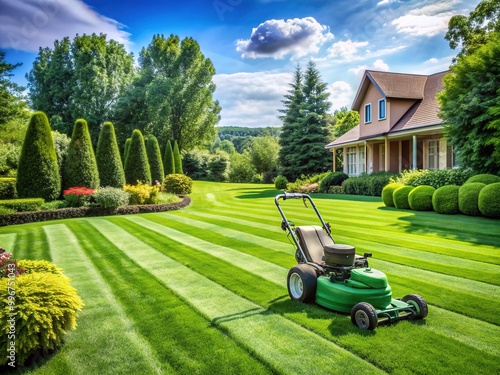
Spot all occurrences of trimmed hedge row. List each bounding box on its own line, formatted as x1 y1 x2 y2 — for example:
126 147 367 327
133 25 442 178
0 196 191 226
0 198 45 212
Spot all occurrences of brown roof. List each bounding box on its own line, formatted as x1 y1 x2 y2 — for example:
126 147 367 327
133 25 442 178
368 71 427 99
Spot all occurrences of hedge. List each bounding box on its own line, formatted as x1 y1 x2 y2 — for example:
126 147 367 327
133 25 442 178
458 182 485 216
393 186 413 209
408 185 435 211
318 172 348 193
0 177 16 199
478 182 500 218
0 198 45 212
432 185 460 214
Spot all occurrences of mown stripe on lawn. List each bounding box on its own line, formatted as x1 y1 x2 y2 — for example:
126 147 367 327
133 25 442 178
44 224 167 375
88 218 386 375
0 233 16 252
12 226 51 261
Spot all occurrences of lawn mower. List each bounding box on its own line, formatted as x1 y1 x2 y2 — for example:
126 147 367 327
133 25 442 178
275 192 428 330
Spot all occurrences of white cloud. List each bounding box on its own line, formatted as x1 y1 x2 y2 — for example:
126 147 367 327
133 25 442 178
377 0 397 6
213 72 292 127
328 81 354 110
327 39 368 60
236 17 333 59
0 0 131 52
426 57 439 64
349 59 389 76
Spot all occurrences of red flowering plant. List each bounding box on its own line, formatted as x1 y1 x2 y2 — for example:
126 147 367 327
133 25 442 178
63 186 96 207
0 247 25 278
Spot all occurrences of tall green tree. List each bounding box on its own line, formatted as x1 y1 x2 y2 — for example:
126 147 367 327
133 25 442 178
63 118 100 189
16 112 61 200
163 140 175 176
123 138 131 167
0 50 29 127
96 122 125 187
145 135 165 184
172 140 183 174
249 135 280 175
26 34 134 143
125 129 151 185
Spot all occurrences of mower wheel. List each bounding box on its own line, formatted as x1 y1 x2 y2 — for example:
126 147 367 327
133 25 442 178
287 264 317 303
402 294 428 319
351 302 378 330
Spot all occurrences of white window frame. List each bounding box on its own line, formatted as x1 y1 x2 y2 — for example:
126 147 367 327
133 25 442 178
358 146 366 174
346 147 357 176
364 103 372 124
378 98 386 120
427 140 439 170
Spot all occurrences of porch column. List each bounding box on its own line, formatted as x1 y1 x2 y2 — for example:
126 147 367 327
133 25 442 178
412 135 417 170
384 137 389 172
332 147 336 172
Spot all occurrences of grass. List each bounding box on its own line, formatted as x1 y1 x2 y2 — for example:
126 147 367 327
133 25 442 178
1 181 499 374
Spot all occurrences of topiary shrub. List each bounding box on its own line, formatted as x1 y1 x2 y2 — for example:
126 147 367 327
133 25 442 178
459 182 485 216
163 140 175 176
123 138 131 167
124 182 159 205
0 177 16 199
63 118 100 190
172 140 183 174
93 187 130 209
96 122 125 188
0 198 44 212
124 130 151 185
145 135 165 185
408 185 436 211
163 174 193 195
274 175 288 190
381 183 404 207
16 111 61 201
432 185 460 214
465 174 500 185
318 172 348 193
393 186 414 209
478 182 500 218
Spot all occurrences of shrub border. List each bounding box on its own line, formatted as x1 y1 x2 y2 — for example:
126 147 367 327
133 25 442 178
0 196 191 226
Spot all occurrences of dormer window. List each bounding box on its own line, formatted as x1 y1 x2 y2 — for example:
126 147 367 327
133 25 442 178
378 98 386 120
364 103 372 124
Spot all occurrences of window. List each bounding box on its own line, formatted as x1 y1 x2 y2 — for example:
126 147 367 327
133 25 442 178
447 143 460 169
358 146 366 174
378 99 386 120
364 103 372 123
347 147 357 175
428 140 439 170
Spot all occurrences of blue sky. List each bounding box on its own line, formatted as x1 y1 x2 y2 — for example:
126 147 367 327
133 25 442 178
0 0 480 127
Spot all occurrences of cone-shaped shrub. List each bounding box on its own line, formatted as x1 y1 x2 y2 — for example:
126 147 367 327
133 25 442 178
123 138 131 167
96 122 125 188
164 140 175 176
146 135 164 185
408 185 435 211
432 185 460 214
459 182 485 216
173 140 183 174
63 119 100 189
16 111 61 201
478 182 500 218
382 183 403 207
393 186 413 209
125 129 151 185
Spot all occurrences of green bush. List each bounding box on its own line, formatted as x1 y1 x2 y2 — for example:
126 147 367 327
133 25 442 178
182 149 210 180
145 135 164 185
0 206 16 215
465 174 500 185
163 174 193 195
63 186 95 208
478 182 500 218
318 172 348 193
0 267 83 366
459 182 485 216
93 187 130 209
0 177 16 199
0 198 44 212
17 259 62 275
408 185 436 211
382 183 404 207
124 182 159 205
432 185 460 214
163 140 175 176
173 140 183 174
393 186 414 209
123 138 131 167
63 118 100 190
274 175 288 190
391 168 474 188
0 142 20 177
16 112 61 201
228 152 255 183
207 151 229 182
124 130 151 185
328 186 344 194
96 122 125 188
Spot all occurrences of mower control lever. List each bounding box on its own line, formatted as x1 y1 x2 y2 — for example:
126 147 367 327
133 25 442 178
364 252 372 258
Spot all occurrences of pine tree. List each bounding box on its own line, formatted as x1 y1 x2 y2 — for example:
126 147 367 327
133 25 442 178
96 122 125 187
163 140 175 176
124 129 151 185
16 111 61 200
145 134 165 184
172 140 183 174
62 118 100 189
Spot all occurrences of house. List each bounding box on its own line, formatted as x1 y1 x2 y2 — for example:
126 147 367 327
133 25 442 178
325 70 457 176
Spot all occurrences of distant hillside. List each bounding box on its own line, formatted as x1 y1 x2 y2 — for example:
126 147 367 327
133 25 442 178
216 126 280 140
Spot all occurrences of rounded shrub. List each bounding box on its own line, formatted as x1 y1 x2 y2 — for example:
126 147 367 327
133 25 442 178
465 174 500 185
163 140 175 176
318 172 348 193
459 182 485 216
124 130 151 185
432 185 460 214
381 183 403 207
96 122 125 188
124 182 159 205
274 175 288 190
16 111 61 201
145 135 165 185
408 185 436 211
393 186 414 209
478 182 500 218
17 259 62 274
163 174 193 195
0 177 16 199
93 187 130 209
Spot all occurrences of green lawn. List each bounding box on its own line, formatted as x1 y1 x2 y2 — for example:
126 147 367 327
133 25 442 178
1 181 499 374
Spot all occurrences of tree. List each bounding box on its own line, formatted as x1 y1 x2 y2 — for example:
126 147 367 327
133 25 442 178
0 50 29 127
16 112 61 201
145 135 165 184
163 140 175 176
26 34 134 143
123 138 131 167
249 135 280 175
439 31 500 175
172 140 183 174
125 129 151 185
63 118 100 189
332 107 359 139
96 122 125 188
